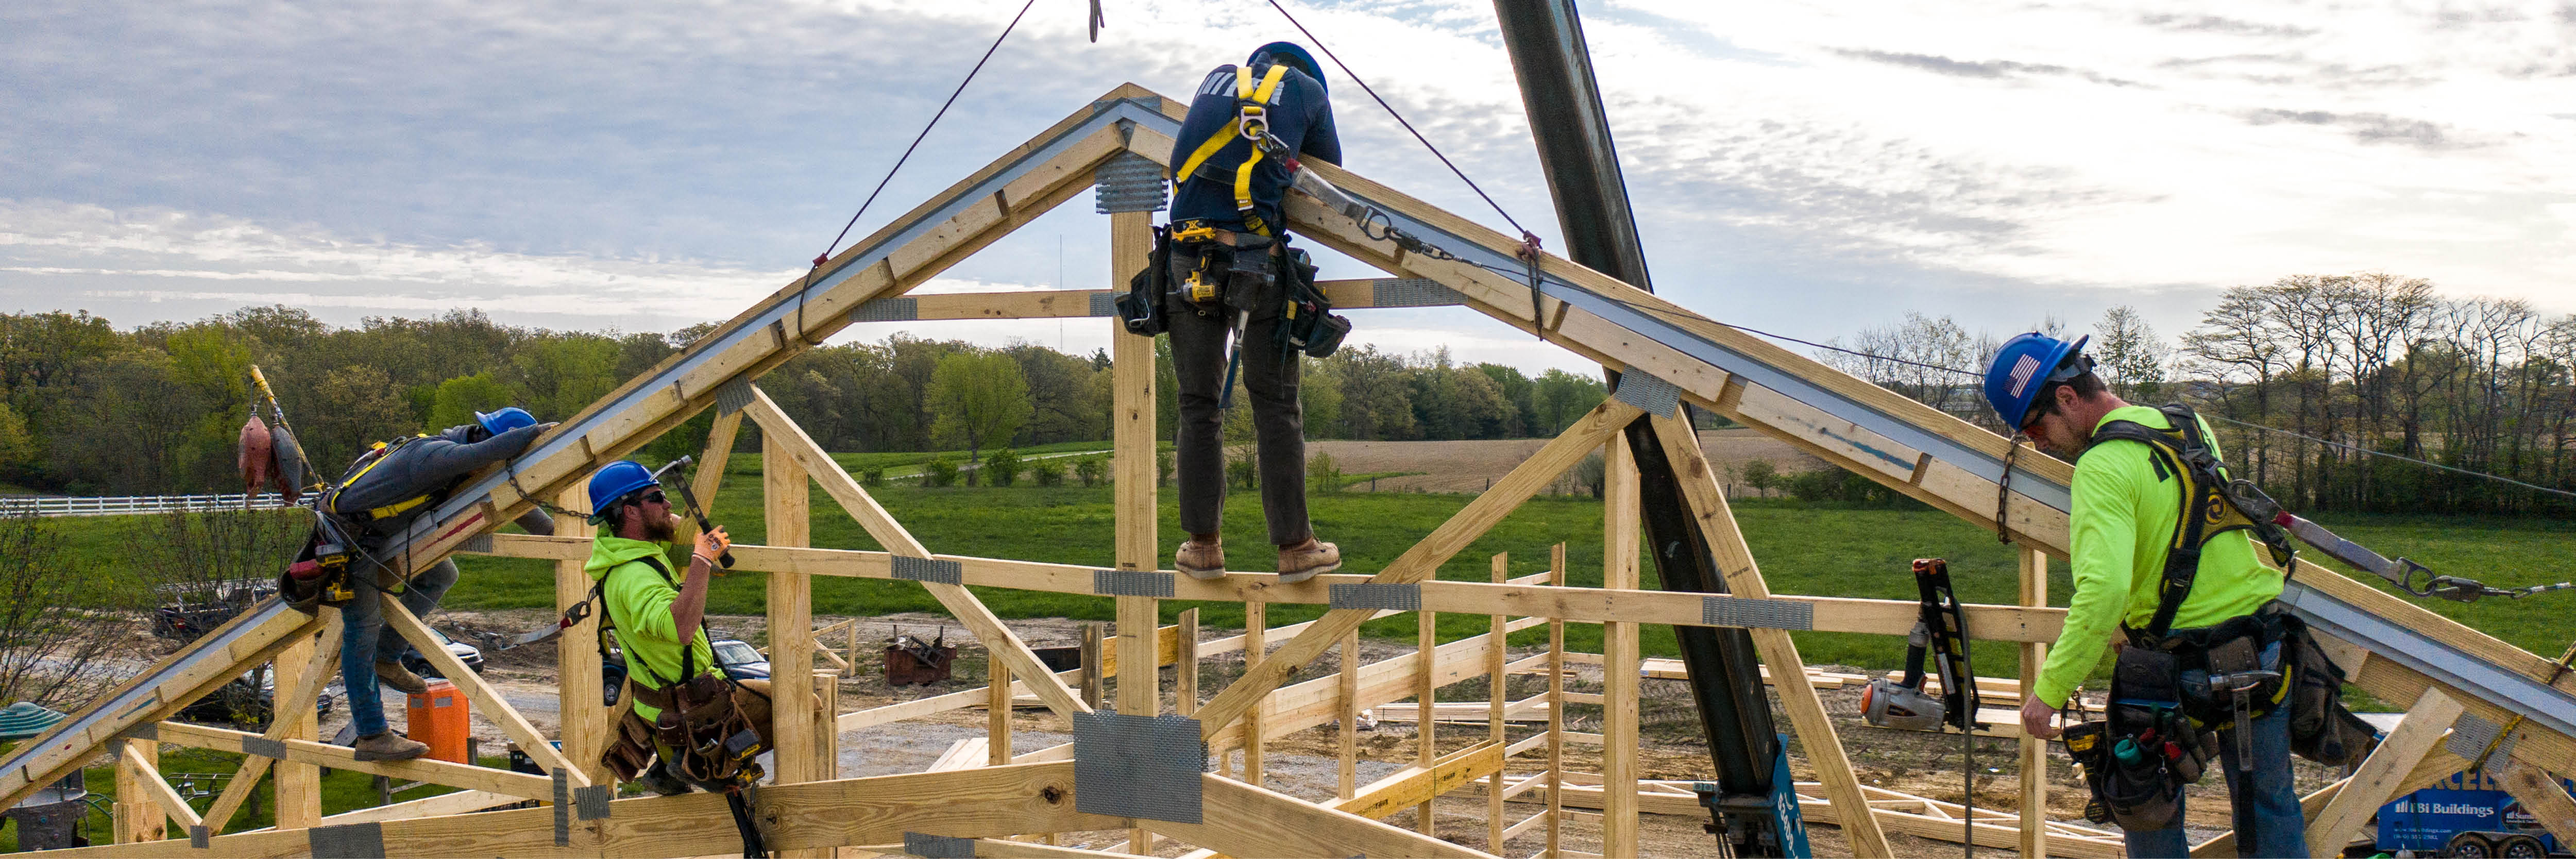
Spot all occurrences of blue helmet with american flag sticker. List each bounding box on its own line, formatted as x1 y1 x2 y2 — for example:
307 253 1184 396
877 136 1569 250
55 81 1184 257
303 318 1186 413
1984 332 2090 430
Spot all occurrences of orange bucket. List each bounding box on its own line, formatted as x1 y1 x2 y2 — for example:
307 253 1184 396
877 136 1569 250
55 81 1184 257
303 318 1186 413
405 679 470 763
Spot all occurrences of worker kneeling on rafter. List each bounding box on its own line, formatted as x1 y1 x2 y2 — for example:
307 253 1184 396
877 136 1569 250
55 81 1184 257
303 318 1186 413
580 461 776 797
296 407 557 762
1159 41 1349 582
1993 333 2326 858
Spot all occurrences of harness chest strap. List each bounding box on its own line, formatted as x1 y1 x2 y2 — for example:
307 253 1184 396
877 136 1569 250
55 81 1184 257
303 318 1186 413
2083 405 2293 639
327 435 442 520
1171 64 1293 228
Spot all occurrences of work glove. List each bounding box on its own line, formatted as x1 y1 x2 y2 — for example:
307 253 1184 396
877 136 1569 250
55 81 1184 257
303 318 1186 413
694 525 732 561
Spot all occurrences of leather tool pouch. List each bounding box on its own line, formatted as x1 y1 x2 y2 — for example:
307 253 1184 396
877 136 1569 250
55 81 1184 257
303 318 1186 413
1277 246 1350 358
632 673 762 786
2082 646 2204 830
2281 614 2380 766
602 707 658 783
1116 225 1173 336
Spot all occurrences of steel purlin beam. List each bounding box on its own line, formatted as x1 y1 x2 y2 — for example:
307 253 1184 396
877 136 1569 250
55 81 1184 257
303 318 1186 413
2278 584 2576 741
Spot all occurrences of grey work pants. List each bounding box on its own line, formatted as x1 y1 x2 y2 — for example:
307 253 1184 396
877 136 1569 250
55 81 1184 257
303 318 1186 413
1165 254 1310 545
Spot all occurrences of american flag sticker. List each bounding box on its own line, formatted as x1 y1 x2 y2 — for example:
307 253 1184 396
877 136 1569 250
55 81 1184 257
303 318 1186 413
2006 354 2042 397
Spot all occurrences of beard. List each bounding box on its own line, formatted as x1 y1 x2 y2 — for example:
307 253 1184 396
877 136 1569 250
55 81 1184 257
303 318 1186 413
637 510 679 543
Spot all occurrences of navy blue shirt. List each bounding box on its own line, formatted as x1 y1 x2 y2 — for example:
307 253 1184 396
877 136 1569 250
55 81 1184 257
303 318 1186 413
1167 63 1340 234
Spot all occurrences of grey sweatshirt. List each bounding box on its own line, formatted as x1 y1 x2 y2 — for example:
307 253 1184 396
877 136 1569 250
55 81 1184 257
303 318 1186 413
332 423 555 536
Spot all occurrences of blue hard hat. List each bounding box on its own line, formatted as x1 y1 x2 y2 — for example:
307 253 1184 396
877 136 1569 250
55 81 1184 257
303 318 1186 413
476 406 537 436
1249 42 1325 93
586 460 660 524
1984 333 2091 429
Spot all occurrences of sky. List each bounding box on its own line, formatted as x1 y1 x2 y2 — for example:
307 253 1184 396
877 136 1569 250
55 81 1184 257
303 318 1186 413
5 0 2571 374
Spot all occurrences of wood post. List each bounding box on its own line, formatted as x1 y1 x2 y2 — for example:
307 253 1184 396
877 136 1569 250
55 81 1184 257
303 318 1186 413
555 486 609 787
765 427 821 814
1243 599 1266 789
812 669 841 785
1547 543 1566 859
1340 629 1361 801
1487 552 1509 853
272 623 321 830
1110 209 1157 575
1081 623 1105 709
1118 594 1159 853
989 650 1012 766
112 738 161 844
1178 608 1200 717
2307 688 2464 855
2018 546 2048 859
1416 600 1438 836
1601 435 1640 858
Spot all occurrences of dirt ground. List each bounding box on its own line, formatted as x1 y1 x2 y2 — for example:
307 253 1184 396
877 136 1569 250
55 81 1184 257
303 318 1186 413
1312 429 1829 494
263 609 2350 857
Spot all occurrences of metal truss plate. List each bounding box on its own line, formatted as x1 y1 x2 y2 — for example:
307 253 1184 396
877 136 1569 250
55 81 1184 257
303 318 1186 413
2446 713 2518 762
1330 582 1420 612
892 555 963 586
1364 278 1463 308
1702 596 1814 631
1089 290 1119 317
850 297 920 323
1613 372 1683 418
191 824 209 848
1093 569 1174 598
575 783 613 820
1072 711 1206 823
905 831 978 858
309 821 386 858
554 769 573 845
1094 151 1168 214
242 736 285 759
455 533 495 554
714 379 756 416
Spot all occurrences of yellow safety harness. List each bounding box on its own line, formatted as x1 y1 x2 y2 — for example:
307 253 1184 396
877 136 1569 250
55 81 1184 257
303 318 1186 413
325 435 439 521
1171 63 1293 237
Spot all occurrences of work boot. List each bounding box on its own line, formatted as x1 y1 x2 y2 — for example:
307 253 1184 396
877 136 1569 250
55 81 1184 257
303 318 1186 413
1276 536 1341 583
351 731 429 762
1176 534 1225 580
637 760 693 796
374 660 430 695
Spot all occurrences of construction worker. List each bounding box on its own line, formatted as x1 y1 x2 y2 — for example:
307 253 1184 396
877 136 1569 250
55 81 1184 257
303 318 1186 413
324 407 556 762
1164 41 1344 582
583 460 772 795
1988 333 2306 858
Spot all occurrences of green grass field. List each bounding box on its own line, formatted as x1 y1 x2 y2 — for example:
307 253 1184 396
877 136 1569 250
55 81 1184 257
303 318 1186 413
436 463 2573 690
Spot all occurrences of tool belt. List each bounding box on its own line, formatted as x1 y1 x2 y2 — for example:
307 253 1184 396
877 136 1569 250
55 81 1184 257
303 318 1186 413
1123 221 1347 359
2067 645 2215 831
588 556 769 788
279 510 361 614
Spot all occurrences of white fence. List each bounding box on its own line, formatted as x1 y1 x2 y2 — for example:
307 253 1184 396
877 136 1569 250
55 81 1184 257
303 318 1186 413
0 494 313 517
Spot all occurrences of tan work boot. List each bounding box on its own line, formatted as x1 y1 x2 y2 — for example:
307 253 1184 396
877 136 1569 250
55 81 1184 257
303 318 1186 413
1276 537 1341 583
1176 534 1226 580
374 660 430 695
351 731 429 762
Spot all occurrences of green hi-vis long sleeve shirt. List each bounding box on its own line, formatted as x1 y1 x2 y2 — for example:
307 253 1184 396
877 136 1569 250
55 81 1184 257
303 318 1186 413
586 535 716 724
2031 406 2284 708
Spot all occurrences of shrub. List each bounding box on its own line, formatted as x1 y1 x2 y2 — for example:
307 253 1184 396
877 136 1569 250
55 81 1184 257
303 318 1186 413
985 448 1024 486
1032 458 1066 486
1783 467 1921 509
1156 449 1174 487
860 466 886 487
1073 455 1105 488
1307 451 1344 494
1225 448 1260 491
1737 459 1777 497
922 456 959 487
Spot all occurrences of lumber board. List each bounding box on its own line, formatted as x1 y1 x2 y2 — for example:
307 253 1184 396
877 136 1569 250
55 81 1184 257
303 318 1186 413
312 789 519 826
1190 398 1639 738
121 744 201 833
1111 209 1158 577
2309 688 2463 854
2494 760 2576 846
1140 772 1497 859
762 418 821 805
2017 546 2050 859
1651 412 1893 857
552 486 612 787
1600 435 1640 858
111 740 159 844
154 721 554 800
379 597 586 785
1329 740 1506 821
202 614 342 834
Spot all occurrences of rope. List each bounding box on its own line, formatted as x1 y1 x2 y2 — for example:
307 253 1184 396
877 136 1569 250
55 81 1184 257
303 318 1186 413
790 0 1040 335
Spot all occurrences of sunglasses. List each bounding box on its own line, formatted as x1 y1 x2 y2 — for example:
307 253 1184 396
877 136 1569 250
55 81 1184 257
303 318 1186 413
627 491 668 506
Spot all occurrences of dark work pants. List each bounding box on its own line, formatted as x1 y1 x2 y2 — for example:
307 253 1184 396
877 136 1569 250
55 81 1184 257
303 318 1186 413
1166 253 1310 545
340 558 459 737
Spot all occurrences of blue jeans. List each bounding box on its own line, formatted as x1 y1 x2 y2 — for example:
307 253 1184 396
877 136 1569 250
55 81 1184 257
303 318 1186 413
338 559 459 737
2122 700 2310 858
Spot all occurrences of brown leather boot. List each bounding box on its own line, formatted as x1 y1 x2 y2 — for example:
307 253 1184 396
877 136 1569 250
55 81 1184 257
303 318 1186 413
374 660 430 695
1176 534 1226 580
351 730 429 762
1276 536 1341 583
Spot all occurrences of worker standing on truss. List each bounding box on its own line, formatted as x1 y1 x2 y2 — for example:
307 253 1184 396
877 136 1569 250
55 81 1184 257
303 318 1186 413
1160 41 1346 582
1988 333 2309 858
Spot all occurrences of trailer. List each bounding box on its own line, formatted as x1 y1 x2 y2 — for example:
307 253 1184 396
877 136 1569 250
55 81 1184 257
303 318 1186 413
2377 769 2576 858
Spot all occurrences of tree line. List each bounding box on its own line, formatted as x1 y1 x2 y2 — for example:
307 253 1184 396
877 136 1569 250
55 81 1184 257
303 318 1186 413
0 306 1612 495
1819 273 2576 516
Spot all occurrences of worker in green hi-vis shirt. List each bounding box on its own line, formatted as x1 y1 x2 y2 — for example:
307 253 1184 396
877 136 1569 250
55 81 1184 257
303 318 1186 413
1983 332 2306 859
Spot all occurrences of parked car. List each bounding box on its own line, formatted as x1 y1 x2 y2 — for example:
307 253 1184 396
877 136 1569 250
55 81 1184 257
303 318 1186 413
175 668 331 729
711 639 770 681
397 627 486 679
150 579 277 643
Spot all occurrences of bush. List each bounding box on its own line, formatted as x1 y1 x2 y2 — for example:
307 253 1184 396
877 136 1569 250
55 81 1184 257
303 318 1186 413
1226 450 1260 491
1783 467 1922 509
1737 459 1777 497
1073 455 1105 488
922 456 959 487
1032 459 1066 486
860 466 886 487
985 448 1024 486
1307 451 1343 494
1156 449 1174 487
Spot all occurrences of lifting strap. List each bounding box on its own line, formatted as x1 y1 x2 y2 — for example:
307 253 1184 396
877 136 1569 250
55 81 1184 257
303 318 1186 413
2080 405 2296 638
1172 63 1293 235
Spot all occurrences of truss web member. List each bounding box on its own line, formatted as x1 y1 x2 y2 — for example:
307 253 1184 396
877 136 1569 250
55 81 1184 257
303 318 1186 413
581 461 775 795
1987 334 2306 858
1163 41 1344 582
318 407 556 762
